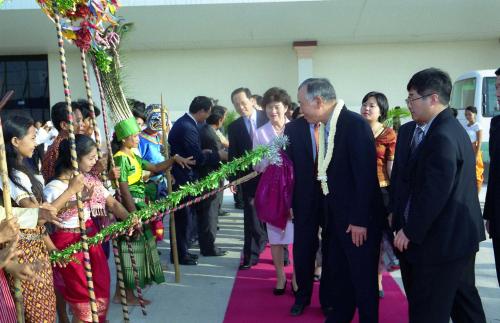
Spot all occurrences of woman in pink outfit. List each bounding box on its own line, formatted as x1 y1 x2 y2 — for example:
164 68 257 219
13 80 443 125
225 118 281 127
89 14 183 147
253 87 297 295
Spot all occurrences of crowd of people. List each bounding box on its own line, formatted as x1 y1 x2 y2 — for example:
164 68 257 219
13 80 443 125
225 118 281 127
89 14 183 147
0 66 498 323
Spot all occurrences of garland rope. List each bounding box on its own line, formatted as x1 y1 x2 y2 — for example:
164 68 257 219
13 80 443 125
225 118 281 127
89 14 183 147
50 136 288 263
90 57 131 321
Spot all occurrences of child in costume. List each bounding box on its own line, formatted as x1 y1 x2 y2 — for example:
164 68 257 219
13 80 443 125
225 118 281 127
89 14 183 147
44 134 130 322
112 116 194 305
138 104 168 242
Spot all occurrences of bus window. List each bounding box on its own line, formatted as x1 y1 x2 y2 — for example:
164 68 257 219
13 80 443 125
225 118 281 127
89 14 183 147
483 77 500 117
450 78 476 110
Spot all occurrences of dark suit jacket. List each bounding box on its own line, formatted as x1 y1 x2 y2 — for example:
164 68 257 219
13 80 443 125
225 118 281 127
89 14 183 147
199 124 223 179
168 113 220 186
323 108 385 232
284 116 323 224
390 108 485 264
484 115 500 238
227 110 267 197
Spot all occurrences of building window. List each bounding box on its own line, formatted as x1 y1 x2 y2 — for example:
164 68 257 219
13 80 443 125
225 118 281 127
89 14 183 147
0 55 50 122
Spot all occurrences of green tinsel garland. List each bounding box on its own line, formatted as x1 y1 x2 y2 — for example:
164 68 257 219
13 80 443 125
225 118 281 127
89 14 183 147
50 145 269 263
54 0 75 13
90 48 113 73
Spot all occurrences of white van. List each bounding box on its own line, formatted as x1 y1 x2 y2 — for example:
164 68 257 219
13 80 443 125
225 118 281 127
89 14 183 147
450 69 499 164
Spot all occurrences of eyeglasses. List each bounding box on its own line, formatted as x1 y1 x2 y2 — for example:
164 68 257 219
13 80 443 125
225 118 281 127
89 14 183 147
405 93 435 105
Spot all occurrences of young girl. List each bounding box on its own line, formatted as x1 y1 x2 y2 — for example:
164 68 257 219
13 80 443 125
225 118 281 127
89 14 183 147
2 115 84 323
111 126 194 305
44 134 130 322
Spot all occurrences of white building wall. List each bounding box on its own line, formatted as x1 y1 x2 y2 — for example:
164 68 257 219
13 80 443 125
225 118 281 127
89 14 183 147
47 40 500 121
48 47 297 120
314 40 500 110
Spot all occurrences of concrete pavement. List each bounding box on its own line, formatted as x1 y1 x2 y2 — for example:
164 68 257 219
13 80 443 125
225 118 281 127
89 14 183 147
106 190 500 323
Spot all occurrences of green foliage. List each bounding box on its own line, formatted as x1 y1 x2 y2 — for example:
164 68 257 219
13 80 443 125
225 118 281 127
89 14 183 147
384 106 411 128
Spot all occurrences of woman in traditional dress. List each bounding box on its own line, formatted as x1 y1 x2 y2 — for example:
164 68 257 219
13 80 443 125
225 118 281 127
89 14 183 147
0 205 60 323
44 134 130 322
111 118 194 305
2 115 84 323
253 87 297 295
464 106 484 193
360 91 399 298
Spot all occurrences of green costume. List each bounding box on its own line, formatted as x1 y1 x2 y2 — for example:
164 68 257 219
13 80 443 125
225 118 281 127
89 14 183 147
114 150 165 289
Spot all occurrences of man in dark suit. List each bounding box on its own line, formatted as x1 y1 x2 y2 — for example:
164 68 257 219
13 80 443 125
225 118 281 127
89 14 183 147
228 87 268 269
287 78 384 321
391 68 486 322
284 99 327 316
484 67 500 286
197 105 229 256
168 96 225 265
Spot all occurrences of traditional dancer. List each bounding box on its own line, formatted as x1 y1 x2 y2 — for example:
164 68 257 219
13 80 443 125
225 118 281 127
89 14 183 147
111 116 194 304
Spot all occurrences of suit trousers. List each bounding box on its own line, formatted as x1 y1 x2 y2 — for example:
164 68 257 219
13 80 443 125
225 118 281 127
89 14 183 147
400 252 485 323
324 224 381 323
197 191 222 254
494 237 500 286
242 194 266 263
170 206 189 260
292 212 320 306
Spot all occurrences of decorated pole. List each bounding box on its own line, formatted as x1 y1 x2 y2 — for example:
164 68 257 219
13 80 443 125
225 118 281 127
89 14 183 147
160 95 181 282
90 60 130 322
79 49 106 177
0 90 25 323
91 58 147 317
53 8 99 323
90 25 148 315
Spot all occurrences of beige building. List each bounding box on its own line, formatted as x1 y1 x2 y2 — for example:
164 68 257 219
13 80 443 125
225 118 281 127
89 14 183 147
1 0 500 120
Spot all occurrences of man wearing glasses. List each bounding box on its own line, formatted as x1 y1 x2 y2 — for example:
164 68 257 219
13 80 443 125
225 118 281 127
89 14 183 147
484 67 500 287
390 68 486 322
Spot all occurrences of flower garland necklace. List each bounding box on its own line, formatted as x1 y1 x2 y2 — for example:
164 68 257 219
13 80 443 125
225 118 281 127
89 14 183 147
317 99 344 195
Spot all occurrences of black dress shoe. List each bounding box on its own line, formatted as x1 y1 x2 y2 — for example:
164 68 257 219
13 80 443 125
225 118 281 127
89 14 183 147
273 280 287 296
202 249 228 257
290 303 309 316
218 210 230 217
187 253 199 260
239 262 252 270
179 257 198 265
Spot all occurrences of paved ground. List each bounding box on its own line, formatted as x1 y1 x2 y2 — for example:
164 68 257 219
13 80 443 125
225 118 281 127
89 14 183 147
108 194 243 323
106 190 500 323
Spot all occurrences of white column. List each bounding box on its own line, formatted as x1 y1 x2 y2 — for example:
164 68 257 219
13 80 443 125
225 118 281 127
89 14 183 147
293 41 317 85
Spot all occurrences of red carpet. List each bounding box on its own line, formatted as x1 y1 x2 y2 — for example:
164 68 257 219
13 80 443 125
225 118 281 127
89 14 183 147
224 245 408 323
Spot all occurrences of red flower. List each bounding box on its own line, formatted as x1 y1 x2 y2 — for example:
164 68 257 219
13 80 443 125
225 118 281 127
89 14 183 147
75 4 91 18
75 26 92 51
66 3 90 19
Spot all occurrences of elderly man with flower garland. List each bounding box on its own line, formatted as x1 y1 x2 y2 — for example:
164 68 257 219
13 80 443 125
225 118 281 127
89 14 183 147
285 78 385 321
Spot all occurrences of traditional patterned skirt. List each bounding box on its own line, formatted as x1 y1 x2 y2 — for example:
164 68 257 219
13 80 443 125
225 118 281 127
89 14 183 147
6 226 56 323
50 220 110 322
118 224 165 289
0 269 16 323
